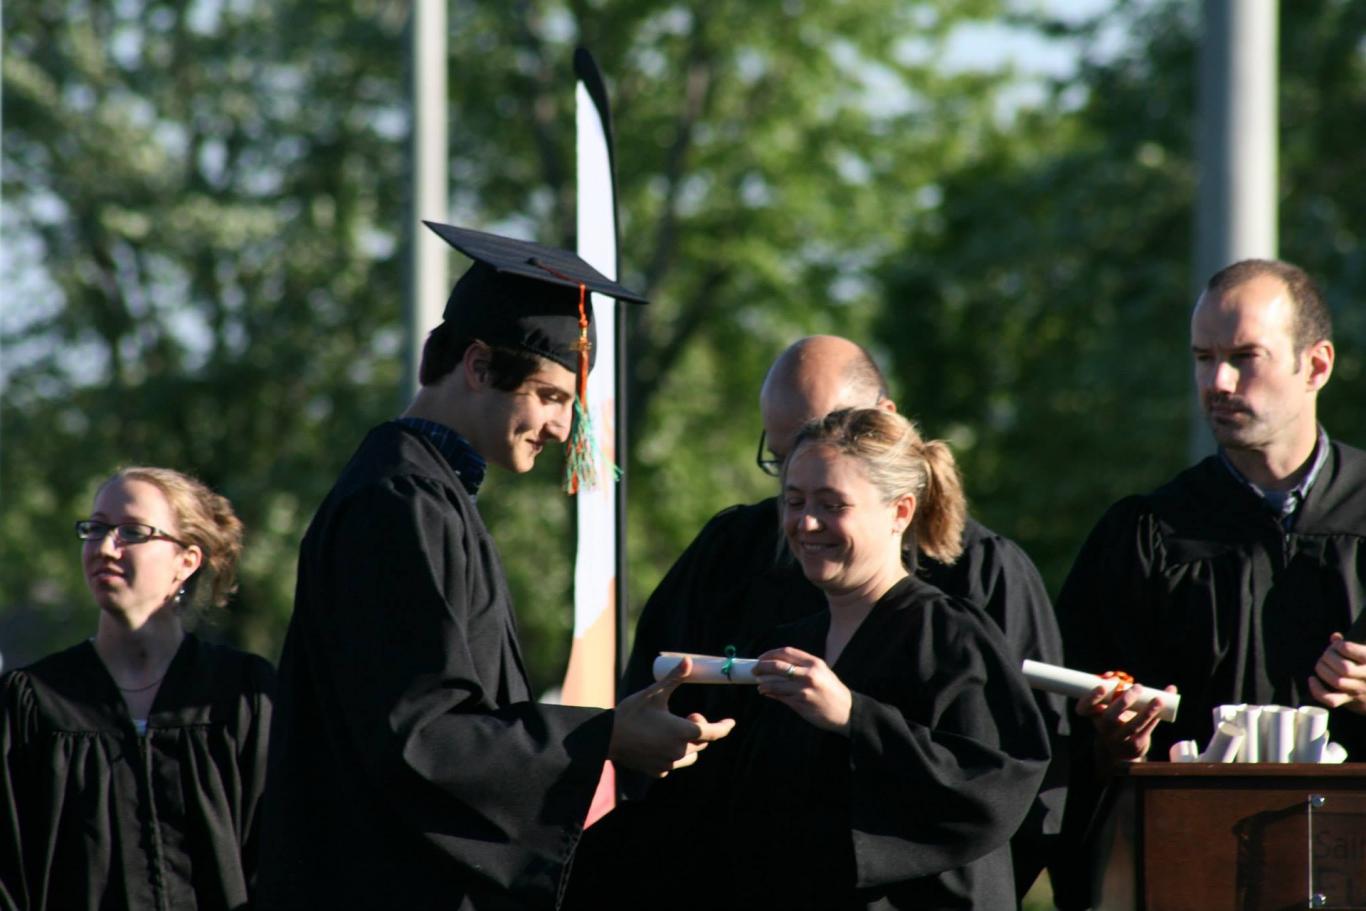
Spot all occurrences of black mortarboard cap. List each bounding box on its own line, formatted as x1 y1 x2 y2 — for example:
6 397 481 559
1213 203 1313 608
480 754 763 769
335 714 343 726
424 221 647 373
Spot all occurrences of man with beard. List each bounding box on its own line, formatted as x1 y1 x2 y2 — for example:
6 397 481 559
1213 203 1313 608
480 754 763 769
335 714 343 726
1054 259 1366 907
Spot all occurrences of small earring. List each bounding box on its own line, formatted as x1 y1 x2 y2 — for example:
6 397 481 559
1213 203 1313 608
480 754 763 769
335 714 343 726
174 586 187 605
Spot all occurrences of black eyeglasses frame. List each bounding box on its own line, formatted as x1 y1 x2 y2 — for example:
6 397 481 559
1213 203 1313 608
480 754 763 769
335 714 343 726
755 431 783 477
75 520 188 548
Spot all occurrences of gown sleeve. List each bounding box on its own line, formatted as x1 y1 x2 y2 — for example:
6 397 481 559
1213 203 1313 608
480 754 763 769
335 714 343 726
0 673 31 911
1051 496 1160 910
844 605 1051 888
975 536 1064 668
951 529 1070 739
307 477 612 902
963 529 1071 887
236 657 275 898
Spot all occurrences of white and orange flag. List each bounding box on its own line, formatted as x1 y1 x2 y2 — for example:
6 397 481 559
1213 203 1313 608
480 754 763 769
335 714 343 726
562 48 622 827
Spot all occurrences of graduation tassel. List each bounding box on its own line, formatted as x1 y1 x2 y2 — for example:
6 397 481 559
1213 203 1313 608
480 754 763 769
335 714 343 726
564 281 620 494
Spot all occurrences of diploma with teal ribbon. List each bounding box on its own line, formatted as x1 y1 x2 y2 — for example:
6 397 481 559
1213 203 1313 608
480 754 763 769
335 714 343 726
652 650 759 684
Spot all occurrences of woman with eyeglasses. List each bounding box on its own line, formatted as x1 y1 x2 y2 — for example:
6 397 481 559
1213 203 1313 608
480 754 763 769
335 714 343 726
1 466 273 911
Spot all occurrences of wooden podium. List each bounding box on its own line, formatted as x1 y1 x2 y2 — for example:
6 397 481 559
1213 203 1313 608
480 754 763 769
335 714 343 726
1093 764 1366 910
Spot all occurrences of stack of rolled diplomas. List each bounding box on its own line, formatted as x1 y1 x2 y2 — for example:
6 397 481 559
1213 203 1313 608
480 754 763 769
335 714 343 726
1019 660 1345 764
1167 704 1346 765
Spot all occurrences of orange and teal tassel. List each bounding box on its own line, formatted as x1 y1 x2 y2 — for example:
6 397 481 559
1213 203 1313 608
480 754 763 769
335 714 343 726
563 281 621 493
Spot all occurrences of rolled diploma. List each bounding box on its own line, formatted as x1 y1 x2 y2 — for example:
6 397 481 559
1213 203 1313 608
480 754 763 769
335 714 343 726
653 652 759 684
1237 705 1262 763
1300 732 1329 765
1201 721 1245 763
1260 705 1296 763
1323 741 1348 765
1295 706 1330 762
1169 740 1201 763
1212 704 1240 728
1021 660 1179 722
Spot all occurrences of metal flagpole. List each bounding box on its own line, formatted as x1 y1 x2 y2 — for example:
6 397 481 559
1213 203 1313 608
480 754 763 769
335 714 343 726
1191 0 1278 461
405 0 448 399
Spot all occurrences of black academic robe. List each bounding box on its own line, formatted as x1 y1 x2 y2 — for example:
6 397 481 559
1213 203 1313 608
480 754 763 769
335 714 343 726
577 577 1049 909
620 497 1068 892
255 422 612 911
1054 441 1366 909
0 636 274 911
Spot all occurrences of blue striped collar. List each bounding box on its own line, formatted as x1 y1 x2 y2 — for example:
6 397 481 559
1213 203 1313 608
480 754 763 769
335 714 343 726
1218 425 1330 528
396 418 486 497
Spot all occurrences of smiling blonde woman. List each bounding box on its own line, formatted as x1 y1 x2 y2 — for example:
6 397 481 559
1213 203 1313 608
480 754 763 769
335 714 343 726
724 408 1051 909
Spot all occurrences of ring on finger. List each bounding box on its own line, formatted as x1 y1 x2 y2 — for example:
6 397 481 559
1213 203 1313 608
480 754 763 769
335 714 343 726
785 663 797 679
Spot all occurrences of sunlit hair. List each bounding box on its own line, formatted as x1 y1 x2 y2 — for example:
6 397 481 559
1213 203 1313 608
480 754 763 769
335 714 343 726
418 322 546 389
841 341 891 403
784 408 966 564
1206 258 1332 359
761 336 890 408
99 467 245 611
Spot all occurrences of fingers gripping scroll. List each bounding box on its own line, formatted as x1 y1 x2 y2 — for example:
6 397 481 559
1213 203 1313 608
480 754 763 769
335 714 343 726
753 647 853 735
609 656 736 778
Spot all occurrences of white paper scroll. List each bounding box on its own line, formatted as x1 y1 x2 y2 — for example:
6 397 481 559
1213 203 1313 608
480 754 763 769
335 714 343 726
652 652 759 684
1295 707 1330 762
1260 706 1296 763
1170 740 1201 762
1299 734 1329 764
1237 705 1263 762
1208 703 1342 763
1021 659 1180 722
1201 722 1246 763
1212 704 1240 727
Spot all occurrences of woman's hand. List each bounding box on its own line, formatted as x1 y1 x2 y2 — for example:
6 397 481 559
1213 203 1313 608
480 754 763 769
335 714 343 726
753 647 852 735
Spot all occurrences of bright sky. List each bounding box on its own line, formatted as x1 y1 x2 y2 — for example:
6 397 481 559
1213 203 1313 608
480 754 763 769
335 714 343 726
0 0 1141 392
946 0 1131 76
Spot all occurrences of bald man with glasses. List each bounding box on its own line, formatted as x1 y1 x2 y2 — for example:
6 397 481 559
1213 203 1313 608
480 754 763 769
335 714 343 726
621 334 1067 905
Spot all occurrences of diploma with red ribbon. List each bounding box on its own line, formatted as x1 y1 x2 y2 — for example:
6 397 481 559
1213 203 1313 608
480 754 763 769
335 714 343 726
1022 659 1180 722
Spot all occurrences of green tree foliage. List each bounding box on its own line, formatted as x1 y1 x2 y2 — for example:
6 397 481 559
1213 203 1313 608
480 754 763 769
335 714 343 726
444 1 1019 678
6 0 1362 703
878 0 1366 592
2 0 1018 688
3 0 411 662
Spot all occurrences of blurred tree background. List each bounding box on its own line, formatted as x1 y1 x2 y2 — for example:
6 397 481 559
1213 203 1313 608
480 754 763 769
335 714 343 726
4 0 1365 689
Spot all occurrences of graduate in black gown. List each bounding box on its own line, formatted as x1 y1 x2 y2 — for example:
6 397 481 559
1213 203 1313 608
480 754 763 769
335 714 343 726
1053 260 1366 909
620 335 1066 899
575 408 1049 909
255 225 734 911
1 467 272 911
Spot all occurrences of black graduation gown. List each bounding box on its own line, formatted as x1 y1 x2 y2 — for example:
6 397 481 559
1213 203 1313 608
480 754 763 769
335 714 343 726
619 497 1068 888
0 636 275 911
577 577 1050 909
624 499 1062 721
1053 441 1366 909
255 422 612 911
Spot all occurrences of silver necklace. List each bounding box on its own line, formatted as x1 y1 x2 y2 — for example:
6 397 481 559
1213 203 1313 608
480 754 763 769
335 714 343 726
116 675 166 692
